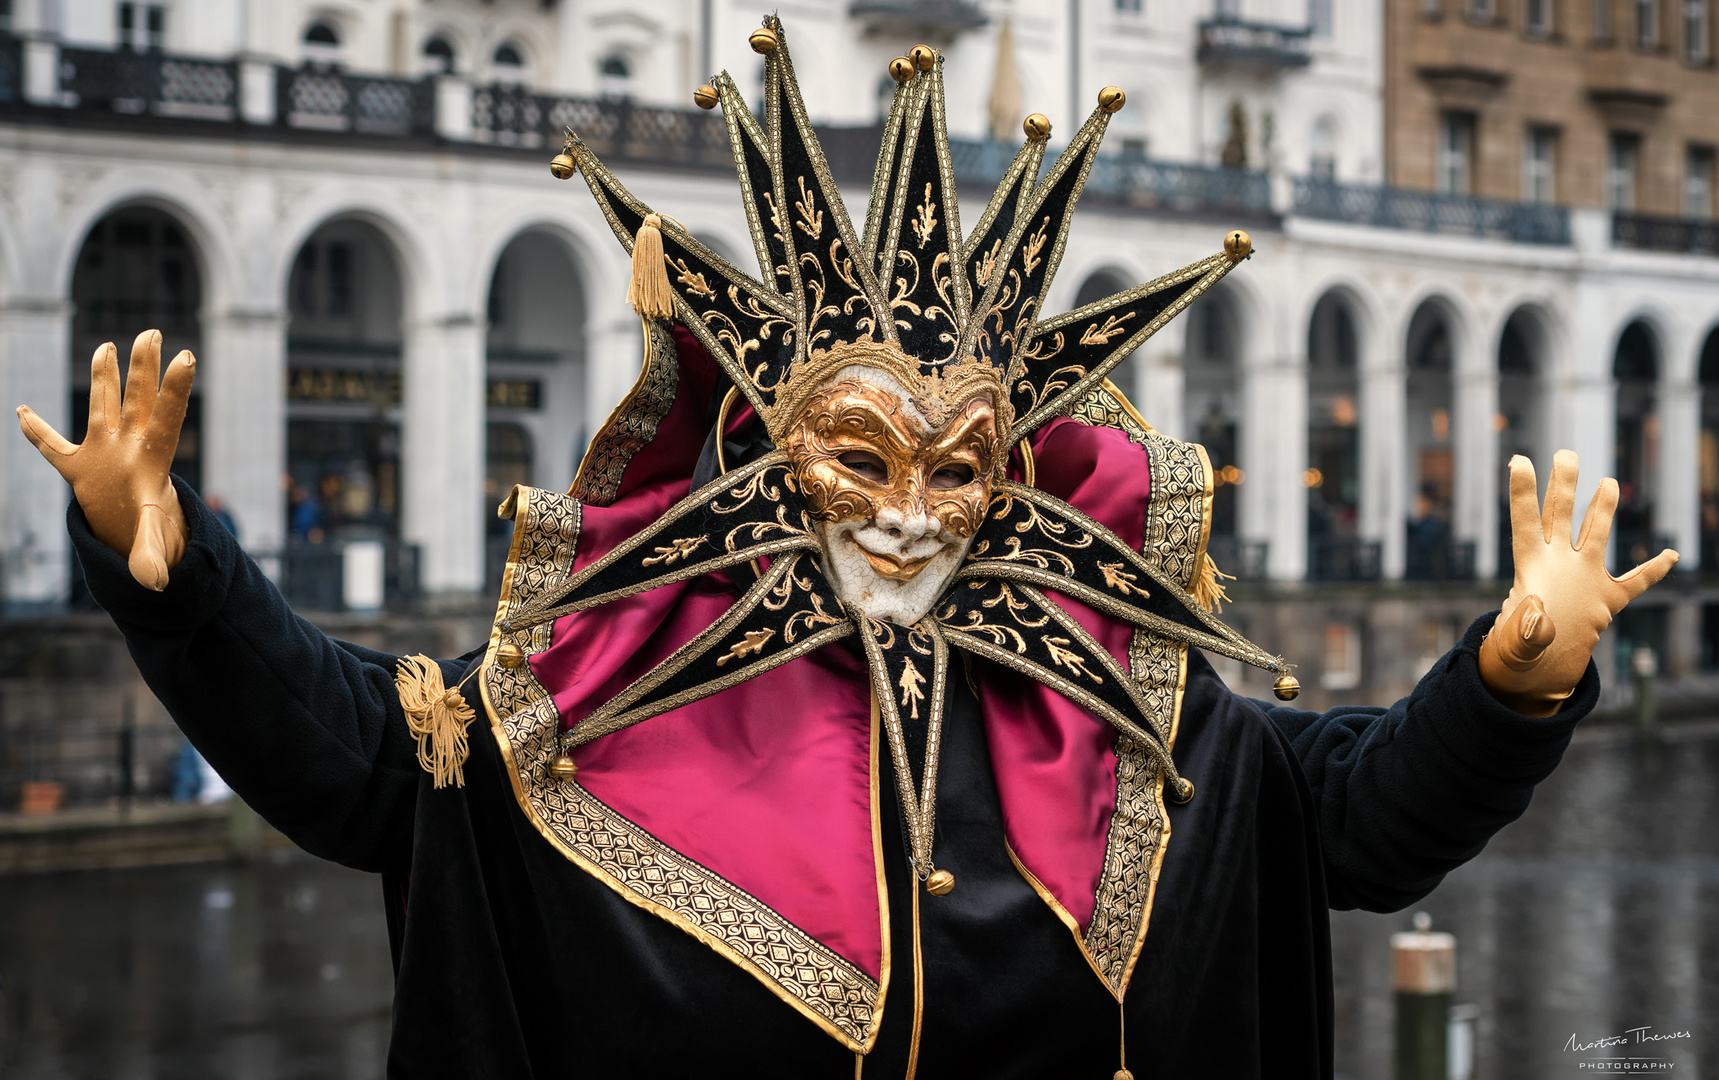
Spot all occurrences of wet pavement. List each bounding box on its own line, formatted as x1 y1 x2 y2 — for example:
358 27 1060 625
0 727 1714 1079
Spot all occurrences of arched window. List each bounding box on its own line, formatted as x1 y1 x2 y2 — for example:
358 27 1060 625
493 41 529 85
423 36 456 75
1309 115 1338 181
303 20 341 67
599 53 632 98
1613 320 1661 571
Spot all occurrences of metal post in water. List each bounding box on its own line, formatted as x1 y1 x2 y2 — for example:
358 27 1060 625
1630 643 1658 740
1392 911 1455 1080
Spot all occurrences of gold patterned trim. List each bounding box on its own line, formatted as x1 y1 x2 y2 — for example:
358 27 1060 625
479 485 889 1052
571 317 682 506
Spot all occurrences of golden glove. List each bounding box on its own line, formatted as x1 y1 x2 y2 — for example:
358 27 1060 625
16 330 195 591
1479 450 1679 717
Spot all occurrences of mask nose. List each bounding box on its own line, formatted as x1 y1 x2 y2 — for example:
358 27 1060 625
875 501 939 544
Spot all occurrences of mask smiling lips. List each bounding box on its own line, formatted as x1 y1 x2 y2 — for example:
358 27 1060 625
786 375 998 625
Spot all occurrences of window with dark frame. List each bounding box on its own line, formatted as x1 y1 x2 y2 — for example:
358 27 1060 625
1685 145 1715 218
1596 0 1614 38
1607 132 1641 209
1686 0 1712 58
1527 0 1554 33
1437 111 1477 195
116 3 166 51
1637 0 1659 44
1524 126 1558 203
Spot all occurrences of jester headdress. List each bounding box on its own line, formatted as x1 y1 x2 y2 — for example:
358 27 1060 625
478 18 1289 1055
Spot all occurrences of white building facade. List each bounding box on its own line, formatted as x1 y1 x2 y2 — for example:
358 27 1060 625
0 0 1713 680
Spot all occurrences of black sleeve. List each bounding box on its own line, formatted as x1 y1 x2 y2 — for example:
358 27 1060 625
1259 612 1597 913
69 476 477 872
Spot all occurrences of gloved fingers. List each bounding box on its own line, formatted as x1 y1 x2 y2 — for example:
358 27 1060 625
142 350 196 471
1507 454 1543 564
89 342 121 436
1574 476 1618 555
119 330 162 435
15 406 80 466
1541 449 1579 547
1491 594 1556 672
1613 547 1680 603
128 503 176 592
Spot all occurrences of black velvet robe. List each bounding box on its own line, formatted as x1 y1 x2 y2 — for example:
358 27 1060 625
70 481 1595 1078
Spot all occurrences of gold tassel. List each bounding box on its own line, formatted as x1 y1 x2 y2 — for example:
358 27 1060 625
1190 552 1234 614
626 213 676 320
395 655 476 789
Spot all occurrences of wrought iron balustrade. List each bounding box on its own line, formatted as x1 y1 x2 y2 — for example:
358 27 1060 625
1612 211 1719 255
1403 535 1476 581
1205 536 1271 581
471 86 732 167
1197 18 1312 67
1085 156 1273 216
848 0 989 30
0 35 20 104
1308 536 1382 582
1293 179 1571 245
60 46 237 120
279 67 432 136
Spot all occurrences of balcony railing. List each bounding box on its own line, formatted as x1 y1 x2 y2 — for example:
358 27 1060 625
1206 536 1271 581
279 67 433 136
1612 211 1719 255
1294 178 1572 245
1404 535 1476 581
1308 536 1383 582
470 85 732 167
1197 18 1313 68
1084 157 1274 216
848 0 989 31
61 46 238 120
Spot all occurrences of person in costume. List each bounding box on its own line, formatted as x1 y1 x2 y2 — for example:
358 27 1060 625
15 21 1678 1078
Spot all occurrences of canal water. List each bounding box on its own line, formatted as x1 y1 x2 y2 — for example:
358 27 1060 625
0 726 1714 1078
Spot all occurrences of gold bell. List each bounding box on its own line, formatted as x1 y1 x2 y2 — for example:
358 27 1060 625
926 869 955 896
749 26 779 54
1273 674 1300 701
1098 85 1126 113
692 84 719 110
496 641 525 669
549 153 577 180
910 44 936 71
1170 777 1195 804
1023 113 1051 140
1114 1070 1135 1080
889 56 915 84
1224 228 1253 258
549 752 578 781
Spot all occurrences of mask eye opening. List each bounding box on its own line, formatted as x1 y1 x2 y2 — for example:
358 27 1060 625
837 450 889 483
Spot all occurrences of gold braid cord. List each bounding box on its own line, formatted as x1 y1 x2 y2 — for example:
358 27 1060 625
396 655 476 790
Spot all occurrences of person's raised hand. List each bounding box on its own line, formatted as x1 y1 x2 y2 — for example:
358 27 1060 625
16 330 195 591
1479 450 1679 716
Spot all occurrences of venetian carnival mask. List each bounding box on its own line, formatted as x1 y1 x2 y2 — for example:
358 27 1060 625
786 370 997 624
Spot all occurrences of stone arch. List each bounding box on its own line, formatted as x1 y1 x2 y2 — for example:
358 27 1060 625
1612 317 1663 569
1184 280 1247 545
1304 285 1367 579
1699 325 1719 570
482 226 590 529
1401 295 1467 579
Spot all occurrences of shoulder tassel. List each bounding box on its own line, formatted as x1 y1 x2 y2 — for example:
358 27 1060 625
395 655 476 789
626 213 676 320
1190 552 1234 614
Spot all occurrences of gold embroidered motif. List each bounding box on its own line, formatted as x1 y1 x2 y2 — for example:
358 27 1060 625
641 536 709 566
1079 312 1136 346
667 257 717 299
1021 217 1050 279
794 175 824 240
898 660 925 719
1098 561 1146 597
1043 636 1102 682
912 183 938 249
717 628 776 666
